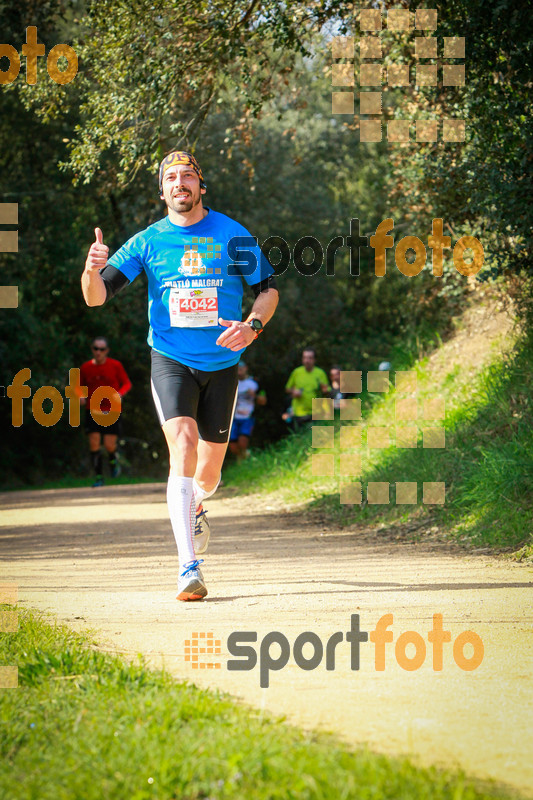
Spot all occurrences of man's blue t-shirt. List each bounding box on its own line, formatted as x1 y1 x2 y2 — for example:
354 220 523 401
107 209 274 372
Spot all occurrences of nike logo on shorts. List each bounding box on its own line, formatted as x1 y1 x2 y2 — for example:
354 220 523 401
219 428 228 434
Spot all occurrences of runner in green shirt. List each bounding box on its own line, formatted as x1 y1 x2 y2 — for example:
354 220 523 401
285 348 330 430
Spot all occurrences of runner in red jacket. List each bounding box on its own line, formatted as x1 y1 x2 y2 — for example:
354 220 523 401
79 336 132 486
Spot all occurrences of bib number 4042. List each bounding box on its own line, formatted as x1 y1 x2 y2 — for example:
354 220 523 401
179 296 217 311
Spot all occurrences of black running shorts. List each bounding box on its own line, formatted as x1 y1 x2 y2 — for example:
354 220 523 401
150 350 238 443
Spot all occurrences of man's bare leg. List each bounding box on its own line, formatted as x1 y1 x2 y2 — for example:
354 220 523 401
103 433 119 477
162 416 198 563
88 432 104 485
162 416 198 477
194 439 227 507
238 434 250 460
162 416 207 600
102 433 118 455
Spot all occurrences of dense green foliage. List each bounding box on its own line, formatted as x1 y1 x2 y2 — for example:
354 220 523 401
0 609 519 799
386 0 533 279
223 301 533 552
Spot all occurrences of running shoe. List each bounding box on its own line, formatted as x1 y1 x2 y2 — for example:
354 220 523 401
177 560 207 601
194 505 210 554
92 476 104 487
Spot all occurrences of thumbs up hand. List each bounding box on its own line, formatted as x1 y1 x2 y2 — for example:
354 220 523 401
85 227 109 272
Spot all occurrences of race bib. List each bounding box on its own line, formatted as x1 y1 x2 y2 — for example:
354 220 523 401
169 287 218 328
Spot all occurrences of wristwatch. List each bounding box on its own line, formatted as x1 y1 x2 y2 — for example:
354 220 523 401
247 318 264 339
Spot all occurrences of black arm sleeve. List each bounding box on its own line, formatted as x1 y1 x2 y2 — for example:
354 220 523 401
99 265 130 302
250 275 278 298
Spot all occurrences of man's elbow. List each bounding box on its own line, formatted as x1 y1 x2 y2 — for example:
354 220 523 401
84 294 106 308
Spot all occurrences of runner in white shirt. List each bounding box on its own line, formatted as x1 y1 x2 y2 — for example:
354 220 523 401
229 361 258 461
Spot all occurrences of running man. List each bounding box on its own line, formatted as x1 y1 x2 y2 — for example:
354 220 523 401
81 151 278 600
229 361 260 462
285 347 330 431
79 336 132 486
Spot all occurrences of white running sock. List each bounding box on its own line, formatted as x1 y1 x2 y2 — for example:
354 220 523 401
167 474 197 569
193 474 221 510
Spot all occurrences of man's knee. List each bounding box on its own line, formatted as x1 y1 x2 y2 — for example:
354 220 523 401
170 430 196 452
164 419 198 457
103 435 117 453
88 433 101 451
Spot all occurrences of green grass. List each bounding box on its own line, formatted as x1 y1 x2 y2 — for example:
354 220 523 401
0 608 521 800
223 327 533 552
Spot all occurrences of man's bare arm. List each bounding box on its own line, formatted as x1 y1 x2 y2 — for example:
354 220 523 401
217 287 279 352
82 227 108 307
246 286 279 328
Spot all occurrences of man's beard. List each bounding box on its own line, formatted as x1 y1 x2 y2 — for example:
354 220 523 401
167 189 199 213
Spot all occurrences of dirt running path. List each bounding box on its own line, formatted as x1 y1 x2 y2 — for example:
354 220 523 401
1 484 532 796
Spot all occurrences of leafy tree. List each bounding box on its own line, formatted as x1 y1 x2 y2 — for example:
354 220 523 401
366 0 533 281
24 0 353 185
2 0 528 483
